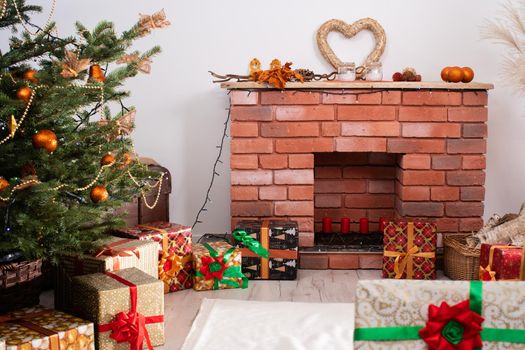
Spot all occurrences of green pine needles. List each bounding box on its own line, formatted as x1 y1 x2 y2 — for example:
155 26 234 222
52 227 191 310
0 0 165 263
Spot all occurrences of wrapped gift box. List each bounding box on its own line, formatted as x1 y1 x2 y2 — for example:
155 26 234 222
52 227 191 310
193 241 247 291
0 305 94 350
113 222 193 293
354 280 525 349
55 236 158 312
233 220 298 280
382 221 437 279
479 243 523 281
73 267 164 350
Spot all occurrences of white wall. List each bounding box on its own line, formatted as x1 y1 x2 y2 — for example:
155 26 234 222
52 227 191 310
14 0 525 235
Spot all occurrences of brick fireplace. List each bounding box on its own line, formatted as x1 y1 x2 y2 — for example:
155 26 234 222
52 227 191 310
224 81 493 269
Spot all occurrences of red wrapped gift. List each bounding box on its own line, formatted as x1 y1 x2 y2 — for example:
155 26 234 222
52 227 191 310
114 222 193 293
479 243 523 281
382 221 437 280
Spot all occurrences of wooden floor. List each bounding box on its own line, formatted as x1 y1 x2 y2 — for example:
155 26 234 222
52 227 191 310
43 269 446 349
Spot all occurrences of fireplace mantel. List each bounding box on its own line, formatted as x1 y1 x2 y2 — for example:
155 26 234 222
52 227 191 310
221 81 494 90
224 81 492 269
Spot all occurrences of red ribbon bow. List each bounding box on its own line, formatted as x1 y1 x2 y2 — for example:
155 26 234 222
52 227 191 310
200 255 228 281
98 271 164 350
419 299 484 350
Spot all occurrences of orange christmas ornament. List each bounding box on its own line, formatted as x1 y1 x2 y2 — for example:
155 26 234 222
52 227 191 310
462 67 475 83
20 163 37 178
100 153 115 166
447 66 464 83
90 185 109 203
440 67 451 82
16 86 32 103
32 129 58 153
0 178 9 191
89 64 106 82
118 152 133 169
23 69 38 83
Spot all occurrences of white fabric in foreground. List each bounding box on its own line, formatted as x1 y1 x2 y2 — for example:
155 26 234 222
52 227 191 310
182 298 355 350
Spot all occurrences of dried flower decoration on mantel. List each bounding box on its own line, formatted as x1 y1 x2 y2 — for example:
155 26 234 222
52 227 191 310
209 58 336 87
482 1 525 94
250 59 304 89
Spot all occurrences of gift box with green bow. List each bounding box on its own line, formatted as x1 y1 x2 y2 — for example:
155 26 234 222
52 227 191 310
233 220 298 280
192 242 247 291
354 279 525 349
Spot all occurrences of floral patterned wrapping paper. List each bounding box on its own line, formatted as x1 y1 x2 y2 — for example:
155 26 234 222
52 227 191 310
382 221 437 280
0 305 94 350
479 243 523 281
55 236 159 312
354 280 525 349
192 242 245 291
72 267 164 350
113 222 193 293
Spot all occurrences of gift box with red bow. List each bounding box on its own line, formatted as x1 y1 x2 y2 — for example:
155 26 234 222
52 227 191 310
479 243 523 281
113 222 193 293
73 267 164 350
192 241 247 291
382 221 437 280
354 279 525 349
55 236 159 313
0 305 94 350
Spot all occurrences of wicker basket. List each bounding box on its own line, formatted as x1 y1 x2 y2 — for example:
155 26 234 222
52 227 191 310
0 259 43 313
443 234 480 280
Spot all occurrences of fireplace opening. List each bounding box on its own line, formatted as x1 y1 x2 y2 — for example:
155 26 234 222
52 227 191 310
313 152 400 251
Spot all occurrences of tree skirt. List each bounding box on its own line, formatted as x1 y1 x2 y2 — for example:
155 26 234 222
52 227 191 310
181 298 355 350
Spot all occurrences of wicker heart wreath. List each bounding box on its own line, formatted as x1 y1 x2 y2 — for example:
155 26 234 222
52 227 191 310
316 18 386 79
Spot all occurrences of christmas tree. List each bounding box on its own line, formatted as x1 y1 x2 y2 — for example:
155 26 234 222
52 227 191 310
0 0 169 262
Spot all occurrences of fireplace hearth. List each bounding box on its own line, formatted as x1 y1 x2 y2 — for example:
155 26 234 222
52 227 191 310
224 81 493 269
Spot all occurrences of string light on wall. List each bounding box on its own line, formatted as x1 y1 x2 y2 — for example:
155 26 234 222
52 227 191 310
192 104 231 229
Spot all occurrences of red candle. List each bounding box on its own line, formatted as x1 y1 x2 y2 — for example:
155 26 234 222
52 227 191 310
359 218 369 234
379 217 387 233
322 217 333 233
340 217 350 234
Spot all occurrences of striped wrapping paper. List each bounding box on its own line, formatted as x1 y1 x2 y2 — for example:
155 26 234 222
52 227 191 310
54 236 159 313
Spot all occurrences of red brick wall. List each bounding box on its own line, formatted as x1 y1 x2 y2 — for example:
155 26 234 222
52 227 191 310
229 89 488 247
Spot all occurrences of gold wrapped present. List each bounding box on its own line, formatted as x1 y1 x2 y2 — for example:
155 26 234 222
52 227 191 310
0 305 94 350
55 236 159 312
193 242 247 291
354 280 525 349
73 268 164 350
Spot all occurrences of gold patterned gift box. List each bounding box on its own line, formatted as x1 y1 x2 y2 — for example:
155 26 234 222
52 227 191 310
72 267 164 350
0 305 94 350
192 242 247 291
55 236 159 313
354 280 525 349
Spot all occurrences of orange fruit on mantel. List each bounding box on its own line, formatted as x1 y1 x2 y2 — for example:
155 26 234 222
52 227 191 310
461 67 475 83
440 67 451 81
447 66 464 83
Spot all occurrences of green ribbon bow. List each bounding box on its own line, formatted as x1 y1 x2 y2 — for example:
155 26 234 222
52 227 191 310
354 281 525 345
195 242 248 290
232 229 270 258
